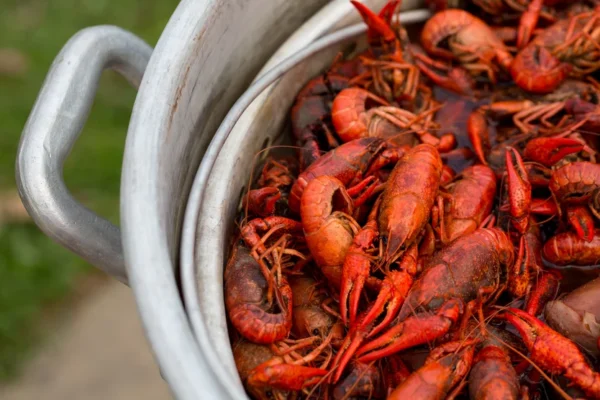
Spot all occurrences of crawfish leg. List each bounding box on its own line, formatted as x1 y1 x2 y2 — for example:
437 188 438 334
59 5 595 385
524 270 561 316
347 176 379 209
241 217 303 257
364 147 405 177
320 121 341 149
433 192 454 244
480 213 496 228
508 236 532 299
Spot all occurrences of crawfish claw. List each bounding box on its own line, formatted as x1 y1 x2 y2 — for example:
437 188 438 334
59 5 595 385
356 298 464 363
340 204 380 325
350 0 396 43
340 265 370 326
244 187 281 217
505 146 532 234
523 137 584 167
247 361 327 391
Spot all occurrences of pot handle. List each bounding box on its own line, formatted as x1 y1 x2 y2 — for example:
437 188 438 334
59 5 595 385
16 26 153 285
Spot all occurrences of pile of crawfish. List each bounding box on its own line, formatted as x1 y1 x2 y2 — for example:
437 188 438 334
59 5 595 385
226 1 600 399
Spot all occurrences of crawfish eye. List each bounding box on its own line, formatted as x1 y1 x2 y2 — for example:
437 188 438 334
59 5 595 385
265 390 273 399
312 328 320 336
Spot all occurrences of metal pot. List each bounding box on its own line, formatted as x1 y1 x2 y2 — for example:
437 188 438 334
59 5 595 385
16 0 427 398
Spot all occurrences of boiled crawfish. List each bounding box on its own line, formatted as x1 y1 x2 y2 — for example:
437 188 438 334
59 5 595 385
225 245 292 344
421 9 513 84
512 8 600 93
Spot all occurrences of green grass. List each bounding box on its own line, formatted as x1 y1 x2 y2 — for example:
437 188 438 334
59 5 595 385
0 0 180 380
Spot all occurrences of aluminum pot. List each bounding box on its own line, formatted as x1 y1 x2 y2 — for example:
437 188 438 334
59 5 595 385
182 3 429 398
16 1 424 398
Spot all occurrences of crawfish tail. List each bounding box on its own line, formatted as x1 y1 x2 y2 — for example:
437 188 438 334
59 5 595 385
225 246 292 344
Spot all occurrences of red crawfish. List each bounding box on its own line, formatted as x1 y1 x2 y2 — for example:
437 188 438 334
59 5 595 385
238 216 304 305
244 157 297 217
339 144 443 326
432 164 498 246
233 340 285 400
238 333 333 398
288 137 401 214
412 45 476 96
332 145 444 380
290 74 349 167
349 1 422 104
470 0 557 28
244 188 282 219
300 175 360 289
290 53 372 169
466 86 592 166
339 199 383 326
352 228 513 364
330 87 444 148
397 227 514 321
481 76 599 133
225 245 292 344
240 216 303 259
387 339 477 400
289 275 344 344
515 0 576 49
466 102 546 166
505 307 600 398
511 9 600 93
543 229 600 266
420 9 513 83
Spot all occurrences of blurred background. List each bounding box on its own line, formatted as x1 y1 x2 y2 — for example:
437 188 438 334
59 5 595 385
0 0 180 398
